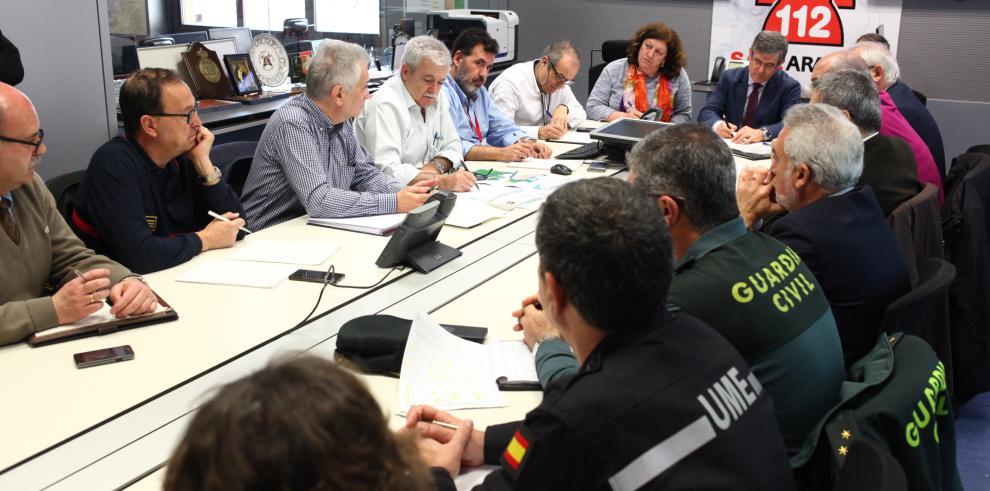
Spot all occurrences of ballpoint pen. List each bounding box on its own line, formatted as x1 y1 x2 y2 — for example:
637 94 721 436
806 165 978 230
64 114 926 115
457 162 482 191
208 211 253 234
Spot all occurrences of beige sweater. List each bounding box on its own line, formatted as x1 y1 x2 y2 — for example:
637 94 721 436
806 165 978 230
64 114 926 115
0 174 130 346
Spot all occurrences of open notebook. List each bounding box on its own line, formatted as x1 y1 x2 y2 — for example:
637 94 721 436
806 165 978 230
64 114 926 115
29 295 177 347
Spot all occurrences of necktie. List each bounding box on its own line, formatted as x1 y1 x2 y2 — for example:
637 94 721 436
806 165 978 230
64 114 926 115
742 82 763 129
0 197 20 245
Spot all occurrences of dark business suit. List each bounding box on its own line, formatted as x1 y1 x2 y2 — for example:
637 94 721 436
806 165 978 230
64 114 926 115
698 67 801 138
887 80 946 180
768 186 911 366
862 134 923 216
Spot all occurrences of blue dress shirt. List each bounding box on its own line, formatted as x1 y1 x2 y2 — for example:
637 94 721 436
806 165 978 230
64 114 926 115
442 74 527 156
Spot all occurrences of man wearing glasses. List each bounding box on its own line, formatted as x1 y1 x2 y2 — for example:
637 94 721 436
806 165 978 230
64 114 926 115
698 31 801 144
72 68 245 274
490 40 587 140
0 82 158 346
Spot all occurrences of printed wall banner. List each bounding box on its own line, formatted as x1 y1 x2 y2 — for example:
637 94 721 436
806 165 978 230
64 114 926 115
709 0 903 89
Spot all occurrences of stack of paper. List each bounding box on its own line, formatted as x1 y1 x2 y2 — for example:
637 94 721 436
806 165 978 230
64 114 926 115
726 140 772 160
229 239 341 265
550 130 595 145
307 213 405 235
399 313 506 410
444 198 508 228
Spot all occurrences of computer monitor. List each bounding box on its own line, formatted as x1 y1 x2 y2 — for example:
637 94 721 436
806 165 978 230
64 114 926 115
160 31 210 45
208 27 253 53
590 118 672 149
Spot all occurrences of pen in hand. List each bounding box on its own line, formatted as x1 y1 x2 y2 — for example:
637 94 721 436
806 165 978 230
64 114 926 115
457 162 481 191
208 211 253 234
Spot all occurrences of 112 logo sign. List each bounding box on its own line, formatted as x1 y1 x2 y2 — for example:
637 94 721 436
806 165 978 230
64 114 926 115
757 0 856 46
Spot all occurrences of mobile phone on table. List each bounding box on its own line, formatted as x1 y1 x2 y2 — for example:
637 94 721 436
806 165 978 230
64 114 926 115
585 160 608 172
74 345 134 369
576 126 594 133
289 268 346 284
441 324 488 343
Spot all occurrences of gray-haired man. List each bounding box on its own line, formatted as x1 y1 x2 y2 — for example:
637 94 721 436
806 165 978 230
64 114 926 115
356 36 476 192
490 40 587 140
242 39 434 230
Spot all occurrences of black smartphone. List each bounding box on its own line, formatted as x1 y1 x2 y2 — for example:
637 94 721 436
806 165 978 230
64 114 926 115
74 345 134 369
576 126 594 133
289 269 346 284
441 324 488 343
585 160 608 172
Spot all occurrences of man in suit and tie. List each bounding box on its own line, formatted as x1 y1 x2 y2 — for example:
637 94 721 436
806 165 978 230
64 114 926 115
699 31 801 144
736 103 911 366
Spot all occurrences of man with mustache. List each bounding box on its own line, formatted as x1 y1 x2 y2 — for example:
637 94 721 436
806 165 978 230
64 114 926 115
0 82 157 346
443 28 551 162
72 68 246 273
356 35 477 191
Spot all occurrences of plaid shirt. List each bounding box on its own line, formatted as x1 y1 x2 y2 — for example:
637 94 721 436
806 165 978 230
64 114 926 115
241 95 402 230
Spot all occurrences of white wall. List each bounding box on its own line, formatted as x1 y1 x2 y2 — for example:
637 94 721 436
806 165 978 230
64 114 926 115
0 0 116 181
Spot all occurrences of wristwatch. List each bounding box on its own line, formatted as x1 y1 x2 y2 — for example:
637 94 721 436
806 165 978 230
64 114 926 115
760 127 772 141
199 165 222 185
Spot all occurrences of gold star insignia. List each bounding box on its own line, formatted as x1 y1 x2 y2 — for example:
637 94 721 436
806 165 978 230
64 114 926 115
838 445 848 456
841 430 851 440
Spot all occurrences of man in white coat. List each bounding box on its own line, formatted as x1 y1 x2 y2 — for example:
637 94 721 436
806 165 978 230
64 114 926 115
490 41 587 140
356 36 477 191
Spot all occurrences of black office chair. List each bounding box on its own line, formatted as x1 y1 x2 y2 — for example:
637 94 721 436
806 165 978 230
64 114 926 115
880 258 956 337
911 89 927 106
966 144 990 157
209 141 257 196
588 39 630 97
44 170 86 225
833 439 909 491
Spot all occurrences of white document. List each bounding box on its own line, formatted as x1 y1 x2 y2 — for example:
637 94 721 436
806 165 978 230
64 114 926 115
229 239 341 265
507 158 580 172
399 313 505 411
550 130 595 145
445 199 508 228
48 302 168 332
306 213 405 235
725 139 772 158
488 340 539 383
175 259 298 288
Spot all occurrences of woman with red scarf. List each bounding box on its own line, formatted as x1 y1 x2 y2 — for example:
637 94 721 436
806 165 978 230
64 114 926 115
587 22 692 123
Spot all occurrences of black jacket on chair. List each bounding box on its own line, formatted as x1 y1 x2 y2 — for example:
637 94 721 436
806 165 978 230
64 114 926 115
768 187 911 366
942 152 990 396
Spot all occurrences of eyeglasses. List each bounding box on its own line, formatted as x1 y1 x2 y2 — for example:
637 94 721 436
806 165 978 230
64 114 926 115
0 128 45 153
548 60 575 86
147 102 200 124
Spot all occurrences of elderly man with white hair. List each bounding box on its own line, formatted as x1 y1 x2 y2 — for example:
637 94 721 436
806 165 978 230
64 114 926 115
356 36 476 192
241 39 435 231
737 103 910 366
854 41 947 180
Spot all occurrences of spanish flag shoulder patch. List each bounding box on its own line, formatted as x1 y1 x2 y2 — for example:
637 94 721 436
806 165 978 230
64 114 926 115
501 427 533 477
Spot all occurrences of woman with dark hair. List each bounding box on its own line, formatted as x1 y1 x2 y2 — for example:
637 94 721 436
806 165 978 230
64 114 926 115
163 355 433 491
586 22 692 123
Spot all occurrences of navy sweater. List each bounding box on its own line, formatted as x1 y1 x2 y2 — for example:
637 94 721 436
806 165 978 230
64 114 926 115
73 136 245 274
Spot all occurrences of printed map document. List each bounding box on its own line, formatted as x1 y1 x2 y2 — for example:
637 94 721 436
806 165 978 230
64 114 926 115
399 313 505 410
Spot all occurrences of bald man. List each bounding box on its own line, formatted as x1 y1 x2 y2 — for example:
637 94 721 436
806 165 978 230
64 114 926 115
0 82 157 346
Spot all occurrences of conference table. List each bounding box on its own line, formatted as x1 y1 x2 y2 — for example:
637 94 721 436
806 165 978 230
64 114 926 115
0 125 769 490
